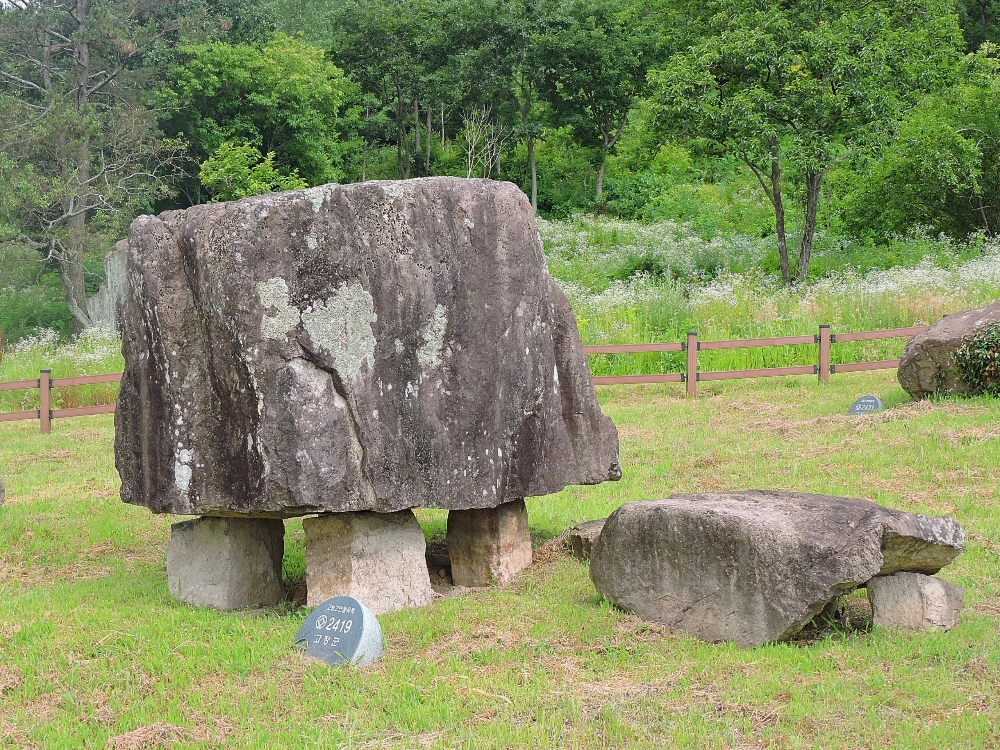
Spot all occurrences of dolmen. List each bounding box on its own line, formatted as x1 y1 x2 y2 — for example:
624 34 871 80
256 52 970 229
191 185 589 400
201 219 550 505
115 177 621 613
590 490 965 647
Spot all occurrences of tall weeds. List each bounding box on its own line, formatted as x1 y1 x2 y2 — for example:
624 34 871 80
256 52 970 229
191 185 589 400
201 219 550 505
542 218 1000 375
0 328 123 411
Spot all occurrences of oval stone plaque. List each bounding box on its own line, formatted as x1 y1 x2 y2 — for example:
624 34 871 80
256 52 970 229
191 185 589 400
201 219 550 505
848 395 885 415
294 595 383 666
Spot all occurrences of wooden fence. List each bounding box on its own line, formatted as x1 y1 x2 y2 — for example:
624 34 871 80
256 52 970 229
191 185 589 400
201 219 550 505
0 370 121 433
583 324 928 397
0 324 925 432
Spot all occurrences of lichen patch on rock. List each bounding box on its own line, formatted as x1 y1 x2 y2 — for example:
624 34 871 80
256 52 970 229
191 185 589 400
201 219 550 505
257 278 301 340
416 304 448 371
301 282 377 383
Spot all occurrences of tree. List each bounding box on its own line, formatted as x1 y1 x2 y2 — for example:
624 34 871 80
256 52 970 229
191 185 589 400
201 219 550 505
0 0 189 330
651 0 964 284
958 0 1000 51
839 47 1000 241
539 0 656 200
160 34 357 206
447 0 551 209
198 141 307 201
327 0 433 180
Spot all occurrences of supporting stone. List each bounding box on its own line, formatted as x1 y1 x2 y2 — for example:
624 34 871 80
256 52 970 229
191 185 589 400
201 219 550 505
167 516 285 610
303 510 433 614
446 499 532 587
568 519 606 562
867 572 964 632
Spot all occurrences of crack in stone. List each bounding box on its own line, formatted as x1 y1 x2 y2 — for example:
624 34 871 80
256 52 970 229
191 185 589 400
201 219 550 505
298 349 379 509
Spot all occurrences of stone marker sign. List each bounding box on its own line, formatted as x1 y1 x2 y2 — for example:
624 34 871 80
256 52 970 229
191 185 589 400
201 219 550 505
294 595 384 667
848 395 884 415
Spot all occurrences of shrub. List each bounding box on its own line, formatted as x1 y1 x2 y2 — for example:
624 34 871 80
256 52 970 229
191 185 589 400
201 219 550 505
955 322 1000 396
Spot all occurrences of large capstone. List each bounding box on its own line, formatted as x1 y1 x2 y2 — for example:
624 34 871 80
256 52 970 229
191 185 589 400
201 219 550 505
115 178 619 517
589 491 964 647
897 301 1000 400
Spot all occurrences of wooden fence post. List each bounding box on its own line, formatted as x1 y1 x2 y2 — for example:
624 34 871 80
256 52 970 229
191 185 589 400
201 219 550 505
685 331 698 397
818 324 831 384
39 369 51 434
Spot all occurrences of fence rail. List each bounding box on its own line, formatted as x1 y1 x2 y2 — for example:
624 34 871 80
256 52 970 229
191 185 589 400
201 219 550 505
583 324 928 396
0 324 928 432
0 369 121 432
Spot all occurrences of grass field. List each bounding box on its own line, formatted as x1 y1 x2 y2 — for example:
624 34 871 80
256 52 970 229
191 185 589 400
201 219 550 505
1 371 999 748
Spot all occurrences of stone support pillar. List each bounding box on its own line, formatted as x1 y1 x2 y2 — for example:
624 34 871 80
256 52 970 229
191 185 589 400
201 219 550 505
867 572 964 631
446 499 532 587
303 510 433 614
167 516 285 610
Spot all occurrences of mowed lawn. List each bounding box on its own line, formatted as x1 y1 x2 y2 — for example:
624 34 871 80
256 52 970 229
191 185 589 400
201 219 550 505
1 372 999 749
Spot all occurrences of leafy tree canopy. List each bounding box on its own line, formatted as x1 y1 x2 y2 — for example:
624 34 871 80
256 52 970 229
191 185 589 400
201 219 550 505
839 45 1000 241
651 0 965 283
161 33 358 204
199 141 307 201
539 0 658 199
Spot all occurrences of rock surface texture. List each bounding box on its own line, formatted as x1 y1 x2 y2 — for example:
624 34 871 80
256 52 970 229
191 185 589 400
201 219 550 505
86 240 128 331
589 491 964 647
116 177 619 518
303 510 434 613
446 499 533 586
166 516 285 610
568 519 605 562
898 301 1000 400
867 572 964 631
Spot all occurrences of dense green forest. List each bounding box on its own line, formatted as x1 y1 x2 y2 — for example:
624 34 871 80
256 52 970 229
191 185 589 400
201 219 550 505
1 0 1000 343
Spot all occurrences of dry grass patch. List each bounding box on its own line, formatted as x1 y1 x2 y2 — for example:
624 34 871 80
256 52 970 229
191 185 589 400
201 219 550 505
106 723 188 750
0 665 22 694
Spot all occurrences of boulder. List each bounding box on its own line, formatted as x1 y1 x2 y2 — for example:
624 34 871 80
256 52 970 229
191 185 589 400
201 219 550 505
115 177 619 518
85 240 128 331
568 519 605 562
166 516 285 610
303 510 434 613
867 572 964 632
589 490 964 647
897 301 1000 400
446 499 532 586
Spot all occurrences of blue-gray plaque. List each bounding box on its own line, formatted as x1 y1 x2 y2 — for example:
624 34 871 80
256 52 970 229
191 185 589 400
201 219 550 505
294 596 383 666
848 395 885 415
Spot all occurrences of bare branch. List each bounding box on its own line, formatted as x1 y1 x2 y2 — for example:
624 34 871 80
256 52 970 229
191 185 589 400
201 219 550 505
0 69 45 92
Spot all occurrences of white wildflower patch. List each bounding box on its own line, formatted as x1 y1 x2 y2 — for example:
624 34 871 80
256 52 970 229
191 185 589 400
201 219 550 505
540 217 1000 350
4 327 123 376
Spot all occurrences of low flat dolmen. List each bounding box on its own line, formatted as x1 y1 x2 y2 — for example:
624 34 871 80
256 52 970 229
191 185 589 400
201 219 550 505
590 490 965 646
115 177 620 612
